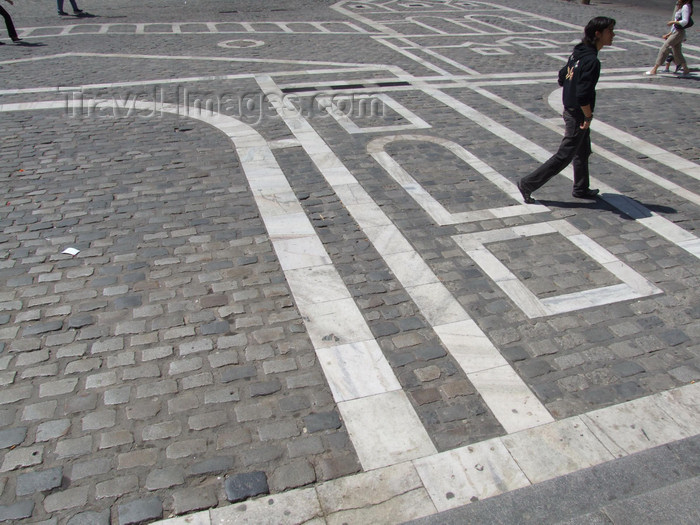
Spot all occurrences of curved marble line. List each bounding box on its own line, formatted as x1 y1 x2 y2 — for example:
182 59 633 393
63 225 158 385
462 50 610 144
367 133 547 224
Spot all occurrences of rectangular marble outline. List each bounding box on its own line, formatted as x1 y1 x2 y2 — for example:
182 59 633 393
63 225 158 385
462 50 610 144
454 219 662 318
324 93 431 134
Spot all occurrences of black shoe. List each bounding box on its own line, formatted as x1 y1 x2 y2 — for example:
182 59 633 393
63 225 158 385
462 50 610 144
572 188 600 199
11 38 22 43
74 9 83 13
58 10 69 15
517 180 535 204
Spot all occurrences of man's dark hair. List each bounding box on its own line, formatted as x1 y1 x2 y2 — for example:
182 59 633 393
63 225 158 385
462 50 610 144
582 16 616 46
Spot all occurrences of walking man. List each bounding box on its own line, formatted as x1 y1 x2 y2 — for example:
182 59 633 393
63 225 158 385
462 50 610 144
518 16 616 204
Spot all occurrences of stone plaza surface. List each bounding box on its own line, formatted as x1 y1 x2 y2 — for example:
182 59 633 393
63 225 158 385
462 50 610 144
0 0 698 523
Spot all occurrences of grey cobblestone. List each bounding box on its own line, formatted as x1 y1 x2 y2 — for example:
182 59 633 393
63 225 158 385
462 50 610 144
36 420 71 442
0 500 35 522
171 486 218 515
16 467 63 497
224 471 269 503
96 475 140 500
66 510 111 525
0 445 44 472
145 468 185 490
189 457 234 476
166 439 208 460
117 449 159 470
117 497 163 525
43 486 89 513
0 427 27 449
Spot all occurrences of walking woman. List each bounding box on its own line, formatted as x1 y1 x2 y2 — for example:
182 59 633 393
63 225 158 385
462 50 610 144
0 0 21 43
647 0 693 76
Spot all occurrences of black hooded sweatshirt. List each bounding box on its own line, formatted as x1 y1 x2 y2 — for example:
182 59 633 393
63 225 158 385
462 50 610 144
557 42 601 112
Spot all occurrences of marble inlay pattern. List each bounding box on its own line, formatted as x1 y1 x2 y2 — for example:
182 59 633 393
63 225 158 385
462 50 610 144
454 220 663 318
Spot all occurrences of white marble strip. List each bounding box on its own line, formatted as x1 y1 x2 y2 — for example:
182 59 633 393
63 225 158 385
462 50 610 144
581 391 696 457
540 284 643 315
500 416 616 485
468 365 554 434
413 436 531 512
316 340 402 402
338 391 438 470
425 87 700 260
284 265 351 307
432 320 509 374
256 75 552 434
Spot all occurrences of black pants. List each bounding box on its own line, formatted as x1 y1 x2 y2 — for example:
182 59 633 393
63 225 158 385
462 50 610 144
520 108 592 195
0 6 18 41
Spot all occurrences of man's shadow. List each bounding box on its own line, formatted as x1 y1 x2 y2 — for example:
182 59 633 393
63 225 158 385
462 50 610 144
536 194 677 220
10 41 47 47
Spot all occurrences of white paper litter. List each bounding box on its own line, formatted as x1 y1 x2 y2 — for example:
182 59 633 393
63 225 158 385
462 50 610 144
62 247 80 256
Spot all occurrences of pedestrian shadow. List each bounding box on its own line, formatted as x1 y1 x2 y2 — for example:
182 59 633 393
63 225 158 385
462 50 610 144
537 194 677 220
12 41 47 47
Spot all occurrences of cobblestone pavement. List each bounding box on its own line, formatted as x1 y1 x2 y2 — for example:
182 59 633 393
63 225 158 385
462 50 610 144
0 1 698 524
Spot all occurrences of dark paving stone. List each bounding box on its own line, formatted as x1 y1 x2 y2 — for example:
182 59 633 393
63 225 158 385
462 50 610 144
117 497 162 525
16 467 63 497
0 428 27 449
225 471 269 503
